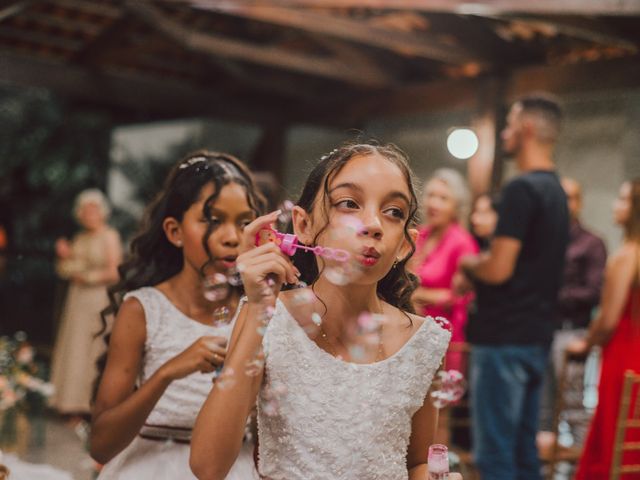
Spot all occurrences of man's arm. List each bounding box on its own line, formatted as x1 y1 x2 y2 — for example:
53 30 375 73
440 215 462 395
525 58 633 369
461 236 522 285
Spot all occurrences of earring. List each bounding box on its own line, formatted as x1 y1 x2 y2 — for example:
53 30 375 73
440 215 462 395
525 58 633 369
393 259 399 268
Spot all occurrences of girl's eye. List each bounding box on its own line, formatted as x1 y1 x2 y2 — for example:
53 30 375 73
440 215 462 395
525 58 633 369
335 199 359 210
208 217 221 226
385 207 406 220
239 220 252 230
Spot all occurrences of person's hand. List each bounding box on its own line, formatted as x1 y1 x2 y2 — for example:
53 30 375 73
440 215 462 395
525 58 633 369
565 338 590 359
453 271 473 295
160 336 227 380
55 238 72 259
237 211 299 304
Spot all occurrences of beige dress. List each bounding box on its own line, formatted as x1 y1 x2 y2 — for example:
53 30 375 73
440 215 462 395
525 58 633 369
49 227 121 414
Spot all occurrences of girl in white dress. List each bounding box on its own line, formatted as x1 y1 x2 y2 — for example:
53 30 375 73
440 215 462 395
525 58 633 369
90 152 261 479
192 143 460 480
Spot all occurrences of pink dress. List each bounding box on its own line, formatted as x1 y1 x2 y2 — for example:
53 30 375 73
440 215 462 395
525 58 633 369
414 223 479 372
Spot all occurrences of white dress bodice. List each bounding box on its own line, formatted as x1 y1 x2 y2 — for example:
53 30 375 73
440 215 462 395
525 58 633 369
257 299 451 480
126 287 235 432
98 287 258 480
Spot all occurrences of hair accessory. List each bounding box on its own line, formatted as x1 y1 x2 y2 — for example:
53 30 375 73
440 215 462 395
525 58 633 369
179 156 208 169
255 227 350 262
320 148 339 162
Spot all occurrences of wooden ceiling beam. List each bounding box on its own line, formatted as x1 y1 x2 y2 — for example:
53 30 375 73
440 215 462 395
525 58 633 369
198 3 479 65
0 52 344 126
124 1 394 88
235 0 640 17
347 56 640 120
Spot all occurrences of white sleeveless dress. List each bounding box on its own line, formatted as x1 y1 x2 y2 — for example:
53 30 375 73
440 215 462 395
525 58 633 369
257 299 451 480
98 287 258 480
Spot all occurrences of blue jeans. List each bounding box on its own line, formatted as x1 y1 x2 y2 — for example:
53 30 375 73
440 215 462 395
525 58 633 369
470 345 549 480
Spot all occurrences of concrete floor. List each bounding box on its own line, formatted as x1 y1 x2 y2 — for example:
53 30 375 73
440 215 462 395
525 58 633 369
2 414 95 480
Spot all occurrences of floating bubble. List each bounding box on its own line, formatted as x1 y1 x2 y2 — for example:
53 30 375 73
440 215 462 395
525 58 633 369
338 216 365 235
429 369 467 409
226 266 243 287
203 273 230 302
261 381 288 417
213 366 236 390
311 312 322 326
291 288 315 306
245 357 265 377
324 265 352 286
433 316 453 333
212 306 230 327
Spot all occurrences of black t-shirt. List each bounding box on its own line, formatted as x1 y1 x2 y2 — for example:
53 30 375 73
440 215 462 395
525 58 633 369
466 170 569 346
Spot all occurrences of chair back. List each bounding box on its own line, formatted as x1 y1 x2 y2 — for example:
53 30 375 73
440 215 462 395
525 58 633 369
610 370 640 479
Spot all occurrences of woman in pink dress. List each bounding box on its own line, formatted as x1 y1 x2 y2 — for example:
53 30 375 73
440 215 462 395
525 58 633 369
410 168 479 372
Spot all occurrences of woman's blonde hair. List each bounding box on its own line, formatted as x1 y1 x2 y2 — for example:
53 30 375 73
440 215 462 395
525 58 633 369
73 188 111 221
424 168 471 222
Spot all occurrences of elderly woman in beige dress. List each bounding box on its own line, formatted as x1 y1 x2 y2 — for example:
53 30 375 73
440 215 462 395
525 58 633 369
50 189 122 417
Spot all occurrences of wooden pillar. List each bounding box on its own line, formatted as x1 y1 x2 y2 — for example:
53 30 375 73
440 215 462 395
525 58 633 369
467 77 507 199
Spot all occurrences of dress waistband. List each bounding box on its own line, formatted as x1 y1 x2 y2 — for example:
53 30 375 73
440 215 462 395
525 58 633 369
138 423 191 444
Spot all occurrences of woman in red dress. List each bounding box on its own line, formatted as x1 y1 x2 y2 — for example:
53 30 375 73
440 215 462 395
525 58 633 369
569 178 640 479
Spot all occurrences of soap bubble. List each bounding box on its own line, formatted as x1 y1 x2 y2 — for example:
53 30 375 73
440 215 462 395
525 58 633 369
213 366 236 390
429 369 467 409
433 316 453 333
203 273 230 302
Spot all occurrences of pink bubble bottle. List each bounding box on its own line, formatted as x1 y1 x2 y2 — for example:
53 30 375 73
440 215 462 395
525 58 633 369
428 444 449 479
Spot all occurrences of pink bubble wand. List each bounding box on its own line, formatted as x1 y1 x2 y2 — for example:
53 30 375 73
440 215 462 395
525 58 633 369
256 227 351 262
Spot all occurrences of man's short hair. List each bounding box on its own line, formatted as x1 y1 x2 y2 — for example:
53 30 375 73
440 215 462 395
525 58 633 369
514 93 563 144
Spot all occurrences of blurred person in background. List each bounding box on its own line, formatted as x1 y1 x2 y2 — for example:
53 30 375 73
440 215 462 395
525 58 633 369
409 168 478 372
470 193 498 250
457 93 569 480
569 178 640 479
538 177 606 444
49 189 122 420
408 168 478 446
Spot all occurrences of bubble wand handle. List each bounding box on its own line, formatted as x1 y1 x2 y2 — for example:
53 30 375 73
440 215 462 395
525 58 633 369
255 227 351 262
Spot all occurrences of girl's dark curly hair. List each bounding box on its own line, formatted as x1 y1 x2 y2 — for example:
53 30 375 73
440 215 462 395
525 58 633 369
290 140 419 314
94 150 265 398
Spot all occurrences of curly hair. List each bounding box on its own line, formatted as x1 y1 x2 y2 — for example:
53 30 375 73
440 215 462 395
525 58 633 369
94 150 265 398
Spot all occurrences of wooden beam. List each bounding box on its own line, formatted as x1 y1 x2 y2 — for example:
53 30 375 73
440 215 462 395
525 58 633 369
0 52 344 125
124 1 394 88
0 1 35 23
0 24 84 50
239 0 640 17
489 15 638 52
198 3 479 65
347 56 640 121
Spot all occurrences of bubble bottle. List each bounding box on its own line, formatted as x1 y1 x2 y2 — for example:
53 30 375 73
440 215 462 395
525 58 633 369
428 444 449 480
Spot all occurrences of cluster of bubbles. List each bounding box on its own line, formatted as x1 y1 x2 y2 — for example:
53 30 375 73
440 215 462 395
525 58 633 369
203 199 467 415
429 369 467 409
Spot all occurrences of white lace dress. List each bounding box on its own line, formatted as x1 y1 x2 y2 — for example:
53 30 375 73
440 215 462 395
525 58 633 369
98 287 258 480
257 299 451 480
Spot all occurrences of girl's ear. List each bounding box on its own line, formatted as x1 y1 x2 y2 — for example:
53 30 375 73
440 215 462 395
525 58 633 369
397 227 418 262
292 206 314 245
162 217 183 247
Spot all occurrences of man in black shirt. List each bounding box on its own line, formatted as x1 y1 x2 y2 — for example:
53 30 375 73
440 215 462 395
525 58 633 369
458 94 569 480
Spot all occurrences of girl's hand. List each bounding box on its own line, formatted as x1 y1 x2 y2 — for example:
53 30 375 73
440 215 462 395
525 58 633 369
237 211 299 304
55 237 72 259
160 336 227 381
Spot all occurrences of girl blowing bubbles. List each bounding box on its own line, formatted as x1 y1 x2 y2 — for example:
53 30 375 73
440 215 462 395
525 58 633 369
191 142 459 480
90 152 262 479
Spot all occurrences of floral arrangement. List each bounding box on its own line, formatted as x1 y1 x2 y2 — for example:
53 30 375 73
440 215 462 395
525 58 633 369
0 332 54 413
